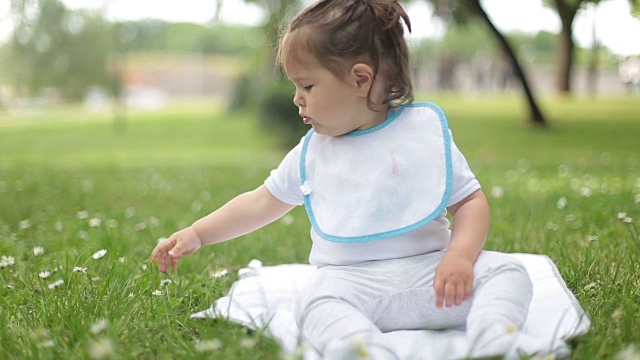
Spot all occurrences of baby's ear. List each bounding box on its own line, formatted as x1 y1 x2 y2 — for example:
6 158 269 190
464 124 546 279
351 63 374 97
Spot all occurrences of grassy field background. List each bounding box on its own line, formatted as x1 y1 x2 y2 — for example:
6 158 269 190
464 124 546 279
0 95 638 359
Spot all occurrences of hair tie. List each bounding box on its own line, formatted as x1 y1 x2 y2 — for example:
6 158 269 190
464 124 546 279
363 0 411 33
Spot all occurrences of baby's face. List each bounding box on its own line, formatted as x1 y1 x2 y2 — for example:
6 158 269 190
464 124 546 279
286 52 384 137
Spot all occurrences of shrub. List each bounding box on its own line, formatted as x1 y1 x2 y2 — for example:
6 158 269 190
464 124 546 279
228 74 253 112
257 80 309 148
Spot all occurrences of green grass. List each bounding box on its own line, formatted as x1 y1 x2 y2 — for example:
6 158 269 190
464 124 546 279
0 95 638 359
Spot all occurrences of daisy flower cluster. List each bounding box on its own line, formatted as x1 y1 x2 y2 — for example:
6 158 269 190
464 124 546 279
47 279 64 290
0 255 15 268
71 208 160 245
31 328 54 349
490 161 638 242
617 212 634 224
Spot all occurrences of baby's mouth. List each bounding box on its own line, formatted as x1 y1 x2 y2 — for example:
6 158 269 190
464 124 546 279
302 116 312 124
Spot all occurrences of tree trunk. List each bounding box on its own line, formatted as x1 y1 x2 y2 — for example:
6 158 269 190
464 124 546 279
586 7 599 97
554 0 579 94
466 0 546 126
557 20 575 93
111 24 127 134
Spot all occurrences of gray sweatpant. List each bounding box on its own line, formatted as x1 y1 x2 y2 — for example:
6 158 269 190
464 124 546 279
295 250 533 359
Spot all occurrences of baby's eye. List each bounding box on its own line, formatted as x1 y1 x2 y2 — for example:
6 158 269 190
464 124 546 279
303 85 313 92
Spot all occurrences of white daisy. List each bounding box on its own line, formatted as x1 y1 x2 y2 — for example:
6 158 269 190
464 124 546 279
490 186 504 199
556 197 567 209
195 339 222 352
89 338 114 359
19 219 32 230
89 218 101 228
90 319 109 335
239 338 257 349
149 216 160 227
615 344 640 360
39 339 55 349
579 187 592 197
280 214 295 225
92 249 107 260
504 323 517 335
134 222 147 231
48 279 64 289
612 309 623 322
73 266 88 274
125 207 136 219
33 246 45 256
211 268 228 278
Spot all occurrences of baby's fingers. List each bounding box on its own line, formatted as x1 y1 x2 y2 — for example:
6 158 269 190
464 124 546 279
464 280 473 301
453 282 467 306
448 278 474 306
434 277 445 309
150 252 166 272
151 239 177 272
153 252 171 272
444 282 455 307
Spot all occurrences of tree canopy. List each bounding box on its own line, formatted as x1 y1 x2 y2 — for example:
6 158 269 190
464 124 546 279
8 0 111 99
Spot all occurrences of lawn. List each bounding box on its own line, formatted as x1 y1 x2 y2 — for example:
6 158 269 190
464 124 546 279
0 95 638 359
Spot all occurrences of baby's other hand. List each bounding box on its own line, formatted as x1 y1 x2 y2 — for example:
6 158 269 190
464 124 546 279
434 252 474 309
150 227 203 272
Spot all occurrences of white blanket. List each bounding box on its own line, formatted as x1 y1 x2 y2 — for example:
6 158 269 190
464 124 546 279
191 253 590 359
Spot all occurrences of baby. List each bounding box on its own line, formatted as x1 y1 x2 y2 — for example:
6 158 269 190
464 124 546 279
152 0 536 358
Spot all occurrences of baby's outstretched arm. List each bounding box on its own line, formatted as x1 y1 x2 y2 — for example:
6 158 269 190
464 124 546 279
150 185 294 272
434 189 490 308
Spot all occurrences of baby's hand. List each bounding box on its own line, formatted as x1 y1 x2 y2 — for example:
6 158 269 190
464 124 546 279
434 252 474 309
150 227 203 272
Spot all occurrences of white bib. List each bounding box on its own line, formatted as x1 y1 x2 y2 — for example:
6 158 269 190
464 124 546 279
299 103 452 243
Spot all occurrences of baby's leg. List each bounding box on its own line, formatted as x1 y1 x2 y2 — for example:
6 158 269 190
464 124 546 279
295 266 399 359
464 251 534 357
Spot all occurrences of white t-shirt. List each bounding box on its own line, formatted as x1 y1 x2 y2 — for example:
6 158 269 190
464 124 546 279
265 102 480 266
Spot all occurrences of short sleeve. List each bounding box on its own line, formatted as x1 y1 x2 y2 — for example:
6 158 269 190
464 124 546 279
446 131 481 206
264 138 305 206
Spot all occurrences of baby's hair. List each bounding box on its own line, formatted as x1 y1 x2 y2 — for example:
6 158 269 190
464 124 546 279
278 0 413 109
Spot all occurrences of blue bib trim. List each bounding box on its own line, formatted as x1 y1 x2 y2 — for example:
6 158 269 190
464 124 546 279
299 102 453 243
